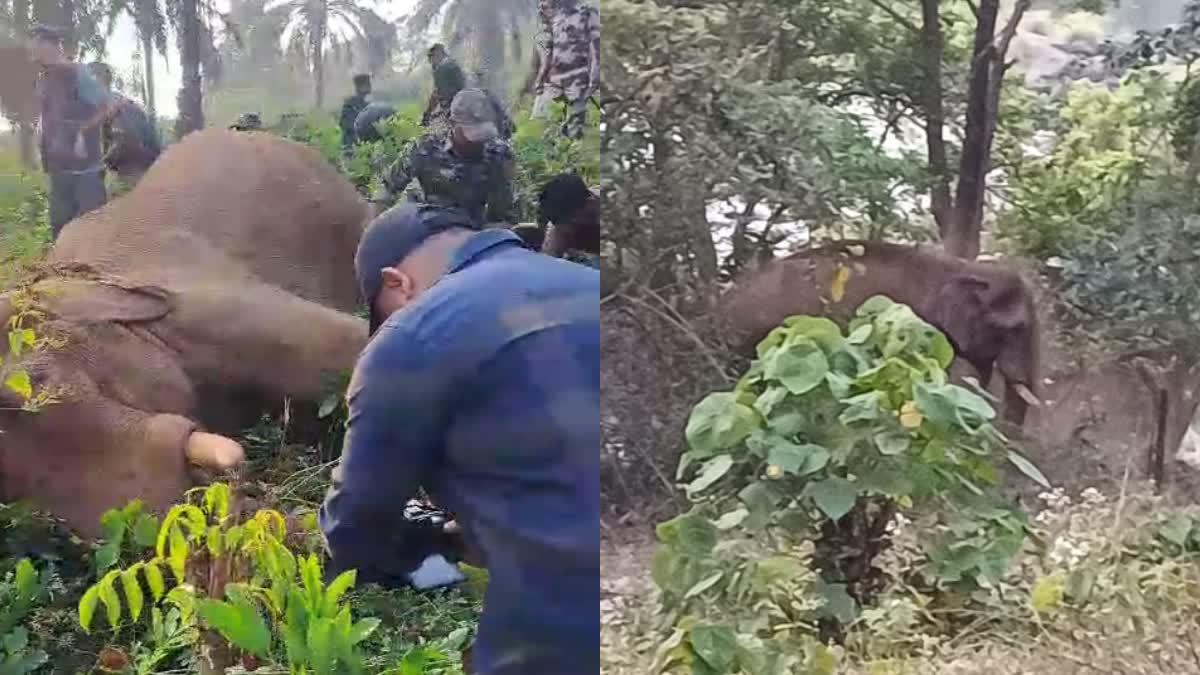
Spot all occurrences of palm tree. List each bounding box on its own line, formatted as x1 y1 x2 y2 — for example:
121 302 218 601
405 0 535 94
104 0 169 120
173 0 236 137
266 0 379 108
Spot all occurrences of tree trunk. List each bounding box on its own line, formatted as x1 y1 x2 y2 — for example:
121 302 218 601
312 4 326 108
945 0 999 260
476 7 504 93
14 0 35 169
919 0 952 236
944 0 1030 260
140 30 157 122
174 0 204 138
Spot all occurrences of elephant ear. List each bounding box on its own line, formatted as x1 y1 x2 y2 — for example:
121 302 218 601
933 275 992 357
34 278 174 325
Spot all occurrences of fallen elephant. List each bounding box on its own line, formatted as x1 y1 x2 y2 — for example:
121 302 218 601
0 128 372 537
716 240 1043 427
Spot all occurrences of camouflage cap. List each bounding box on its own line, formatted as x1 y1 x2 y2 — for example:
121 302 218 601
448 88 498 143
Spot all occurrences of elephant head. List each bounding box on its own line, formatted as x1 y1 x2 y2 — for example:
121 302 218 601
930 269 1042 427
0 275 245 538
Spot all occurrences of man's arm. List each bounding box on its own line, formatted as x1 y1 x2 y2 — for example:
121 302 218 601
319 329 453 580
378 141 421 200
485 147 516 224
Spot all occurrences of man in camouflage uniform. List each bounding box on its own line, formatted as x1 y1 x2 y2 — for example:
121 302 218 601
375 88 515 227
538 172 600 268
532 0 600 140
339 73 372 154
420 44 466 129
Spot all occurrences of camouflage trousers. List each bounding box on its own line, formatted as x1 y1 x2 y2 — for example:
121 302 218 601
535 82 594 140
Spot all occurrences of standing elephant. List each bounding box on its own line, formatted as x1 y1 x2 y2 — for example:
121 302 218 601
717 240 1042 427
0 128 371 537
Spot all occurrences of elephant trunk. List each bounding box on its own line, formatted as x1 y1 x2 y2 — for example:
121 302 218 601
997 309 1042 429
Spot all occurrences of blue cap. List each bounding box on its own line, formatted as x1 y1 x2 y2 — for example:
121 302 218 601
355 202 479 334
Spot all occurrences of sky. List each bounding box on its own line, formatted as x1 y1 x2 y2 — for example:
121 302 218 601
104 0 420 118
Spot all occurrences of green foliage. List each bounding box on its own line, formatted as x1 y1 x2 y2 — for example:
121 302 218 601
653 297 1047 671
94 500 161 577
999 72 1175 258
0 560 50 675
337 99 599 223
76 483 459 673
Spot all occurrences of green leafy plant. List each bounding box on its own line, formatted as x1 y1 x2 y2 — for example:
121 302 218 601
94 499 161 576
76 483 399 673
1 287 64 414
654 296 1049 671
0 559 50 675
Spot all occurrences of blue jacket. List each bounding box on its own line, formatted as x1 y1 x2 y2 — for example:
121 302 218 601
319 230 600 675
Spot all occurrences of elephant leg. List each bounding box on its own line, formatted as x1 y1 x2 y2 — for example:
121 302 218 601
1002 383 1029 428
168 282 368 401
972 360 994 389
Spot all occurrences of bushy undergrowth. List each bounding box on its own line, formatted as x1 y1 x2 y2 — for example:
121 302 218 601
604 482 1200 675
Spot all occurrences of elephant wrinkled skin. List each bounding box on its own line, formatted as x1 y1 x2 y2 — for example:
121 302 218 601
0 129 371 537
717 241 1042 427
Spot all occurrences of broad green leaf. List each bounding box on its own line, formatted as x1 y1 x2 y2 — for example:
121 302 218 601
14 558 38 601
802 477 858 521
846 323 872 345
713 508 748 530
656 511 718 557
684 571 724 599
857 462 916 498
168 525 188 584
766 442 830 476
687 455 735 495
307 616 337 674
1159 514 1194 548
1006 451 1051 488
755 326 789 359
738 482 784 530
78 585 101 632
751 556 807 591
3 370 32 400
839 391 883 425
782 316 844 353
142 562 166 601
753 385 789 417
685 393 759 458
2 626 28 653
196 596 273 659
763 337 829 395
318 394 340 419
689 623 737 672
348 617 381 645
132 514 160 548
813 579 858 624
872 429 911 456
120 568 145 623
323 569 358 615
97 571 123 629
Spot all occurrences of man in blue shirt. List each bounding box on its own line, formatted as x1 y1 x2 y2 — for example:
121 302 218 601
29 24 115 238
319 203 600 675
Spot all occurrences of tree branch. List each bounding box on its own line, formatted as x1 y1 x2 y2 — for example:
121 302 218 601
864 0 921 34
